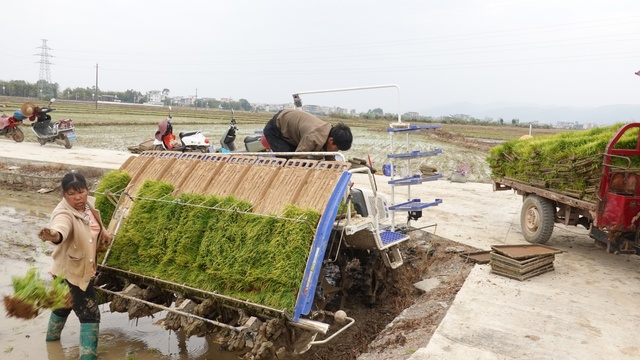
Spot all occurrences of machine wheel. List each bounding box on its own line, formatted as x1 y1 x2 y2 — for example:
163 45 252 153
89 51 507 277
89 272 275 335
12 128 24 143
37 137 47 146
361 251 387 305
153 144 163 151
521 195 555 244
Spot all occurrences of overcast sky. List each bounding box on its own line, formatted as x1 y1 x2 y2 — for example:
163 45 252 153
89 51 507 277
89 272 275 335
2 0 639 114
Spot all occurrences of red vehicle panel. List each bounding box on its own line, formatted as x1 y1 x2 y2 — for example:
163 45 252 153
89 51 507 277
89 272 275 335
596 123 640 231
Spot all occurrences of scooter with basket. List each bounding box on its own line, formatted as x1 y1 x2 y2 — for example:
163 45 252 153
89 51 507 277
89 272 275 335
25 99 76 149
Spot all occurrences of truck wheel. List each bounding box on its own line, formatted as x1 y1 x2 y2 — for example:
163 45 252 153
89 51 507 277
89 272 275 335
521 195 555 244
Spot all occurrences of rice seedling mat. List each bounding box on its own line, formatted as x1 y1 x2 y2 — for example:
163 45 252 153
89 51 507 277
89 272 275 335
97 151 352 311
488 124 640 201
117 152 350 216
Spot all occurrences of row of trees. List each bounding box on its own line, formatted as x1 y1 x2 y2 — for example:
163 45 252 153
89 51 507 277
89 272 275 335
0 80 58 99
0 79 146 102
194 98 252 111
0 80 253 111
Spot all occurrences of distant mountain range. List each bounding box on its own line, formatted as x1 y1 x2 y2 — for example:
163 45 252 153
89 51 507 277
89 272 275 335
420 102 640 126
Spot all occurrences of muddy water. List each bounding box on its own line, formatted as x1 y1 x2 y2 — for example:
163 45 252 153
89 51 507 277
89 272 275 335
0 189 238 360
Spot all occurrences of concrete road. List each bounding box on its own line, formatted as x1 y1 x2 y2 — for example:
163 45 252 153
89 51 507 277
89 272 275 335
0 139 133 169
3 140 640 359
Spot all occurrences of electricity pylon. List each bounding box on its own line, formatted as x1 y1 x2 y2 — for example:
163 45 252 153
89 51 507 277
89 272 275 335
36 39 53 83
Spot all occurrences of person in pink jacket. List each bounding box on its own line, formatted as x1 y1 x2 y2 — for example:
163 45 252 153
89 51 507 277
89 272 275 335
38 172 112 360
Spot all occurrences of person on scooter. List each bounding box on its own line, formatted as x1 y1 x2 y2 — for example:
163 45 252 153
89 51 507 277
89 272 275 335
38 172 112 360
262 109 353 156
155 115 175 150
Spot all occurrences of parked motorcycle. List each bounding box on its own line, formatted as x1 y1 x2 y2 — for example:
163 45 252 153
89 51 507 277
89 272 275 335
153 109 212 152
0 109 26 142
28 99 76 149
219 109 267 153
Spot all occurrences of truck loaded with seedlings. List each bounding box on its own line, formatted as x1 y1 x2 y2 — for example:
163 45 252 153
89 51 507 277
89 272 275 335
91 150 427 359
490 123 640 254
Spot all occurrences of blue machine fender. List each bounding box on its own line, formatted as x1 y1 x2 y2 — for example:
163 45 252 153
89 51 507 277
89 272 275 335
293 171 352 321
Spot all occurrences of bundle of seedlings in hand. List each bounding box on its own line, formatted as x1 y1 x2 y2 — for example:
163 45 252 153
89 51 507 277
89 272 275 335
3 268 71 319
104 179 320 311
94 170 132 226
488 123 640 200
42 275 72 309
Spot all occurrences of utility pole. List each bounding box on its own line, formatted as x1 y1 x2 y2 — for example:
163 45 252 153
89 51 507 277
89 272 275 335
195 88 198 111
95 63 99 109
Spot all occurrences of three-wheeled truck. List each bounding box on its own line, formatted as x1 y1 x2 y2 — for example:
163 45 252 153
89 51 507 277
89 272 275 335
493 123 640 253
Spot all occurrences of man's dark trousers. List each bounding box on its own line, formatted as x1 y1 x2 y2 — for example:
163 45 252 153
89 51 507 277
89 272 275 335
263 111 296 152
